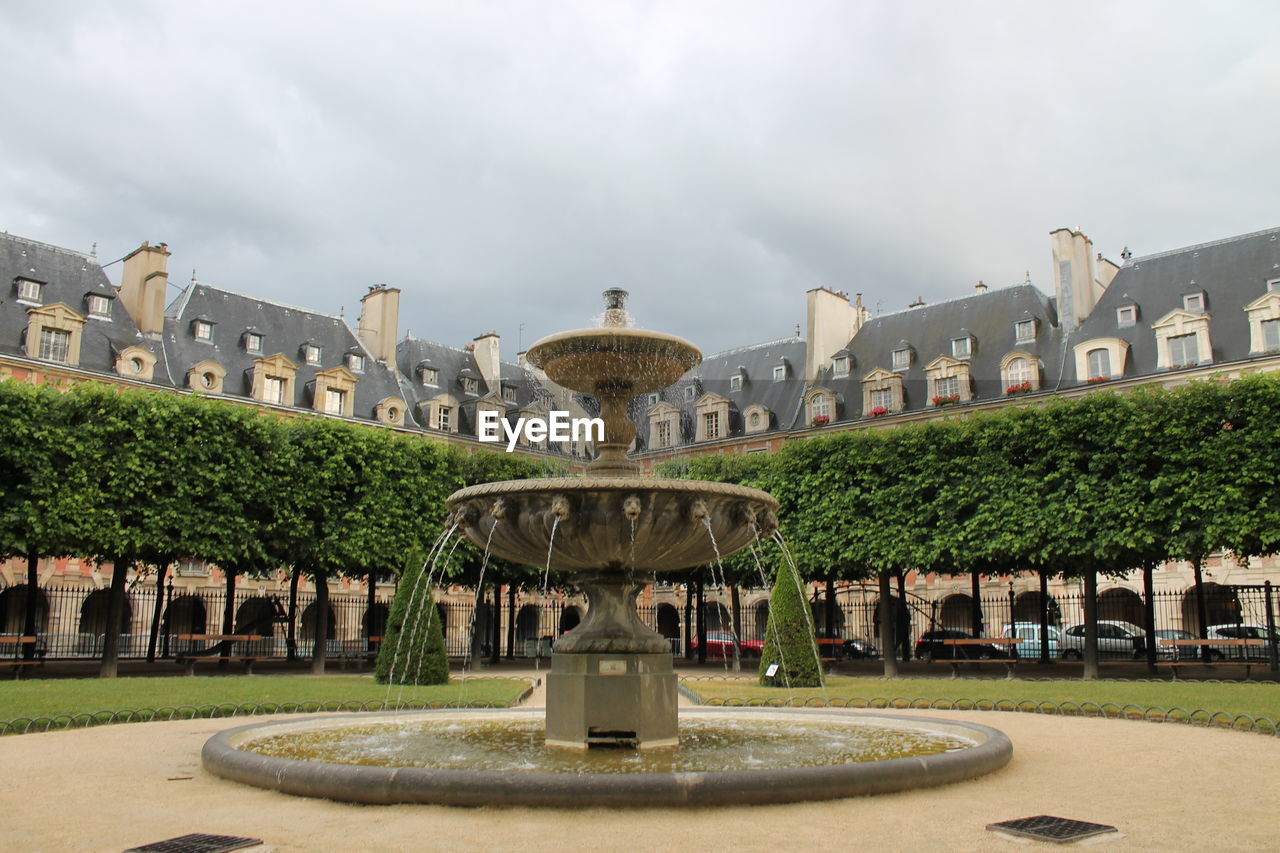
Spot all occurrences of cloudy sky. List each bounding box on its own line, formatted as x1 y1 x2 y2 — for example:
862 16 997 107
1 1 1276 356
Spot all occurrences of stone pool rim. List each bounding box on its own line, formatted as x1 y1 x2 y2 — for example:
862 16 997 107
202 707 1012 808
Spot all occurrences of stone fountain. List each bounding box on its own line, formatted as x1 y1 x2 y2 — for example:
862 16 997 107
201 289 1013 807
445 288 779 748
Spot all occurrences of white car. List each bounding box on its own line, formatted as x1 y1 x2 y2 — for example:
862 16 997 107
1201 624 1280 661
1060 620 1145 660
999 622 1061 659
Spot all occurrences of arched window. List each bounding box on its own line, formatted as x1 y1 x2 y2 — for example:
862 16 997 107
1086 348 1111 380
1007 357 1032 384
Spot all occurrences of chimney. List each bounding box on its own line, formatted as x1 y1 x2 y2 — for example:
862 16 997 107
1050 228 1105 329
975 280 988 292
805 287 863 382
118 241 170 335
357 284 401 363
472 331 501 392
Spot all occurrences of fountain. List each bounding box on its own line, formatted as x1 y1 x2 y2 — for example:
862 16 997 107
202 289 1012 805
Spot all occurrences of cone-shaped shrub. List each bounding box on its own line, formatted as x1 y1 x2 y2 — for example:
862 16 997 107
758 560 823 687
375 548 448 685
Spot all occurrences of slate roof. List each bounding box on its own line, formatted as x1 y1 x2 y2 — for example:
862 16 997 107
1069 226 1280 379
0 233 151 377
821 283 1064 417
162 283 404 419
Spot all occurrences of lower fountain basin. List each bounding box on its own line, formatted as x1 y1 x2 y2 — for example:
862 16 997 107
202 708 1012 807
446 478 779 571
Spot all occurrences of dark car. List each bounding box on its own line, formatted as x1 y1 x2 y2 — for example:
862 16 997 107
914 629 1006 662
841 638 879 659
689 631 764 659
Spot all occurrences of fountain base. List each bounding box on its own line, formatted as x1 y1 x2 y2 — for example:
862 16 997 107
545 653 677 749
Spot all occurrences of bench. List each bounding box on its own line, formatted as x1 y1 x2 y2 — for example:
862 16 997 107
338 636 383 669
939 638 1023 679
0 636 44 679
174 634 269 675
815 638 842 664
1157 638 1270 679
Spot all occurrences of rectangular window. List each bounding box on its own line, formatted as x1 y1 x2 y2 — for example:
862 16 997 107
832 356 849 377
1263 318 1280 352
951 337 972 359
503 386 516 403
245 333 263 354
1168 333 1199 368
657 420 672 448
934 376 959 399
1268 279 1280 293
421 367 438 386
1086 348 1111 380
194 321 213 341
685 385 697 400
1116 305 1137 327
87 294 111 318
324 388 346 415
304 344 322 365
263 376 285 404
37 328 70 363
891 349 910 370
812 395 830 418
730 374 743 391
773 365 786 381
1014 320 1035 342
647 393 659 407
437 406 452 431
1183 292 1206 312
17 279 42 302
462 377 478 394
345 353 365 372
870 388 893 410
704 411 720 440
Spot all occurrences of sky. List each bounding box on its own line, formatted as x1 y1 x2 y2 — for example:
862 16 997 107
1 1 1276 357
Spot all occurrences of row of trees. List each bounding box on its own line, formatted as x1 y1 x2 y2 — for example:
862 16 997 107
0 381 550 676
661 376 1280 679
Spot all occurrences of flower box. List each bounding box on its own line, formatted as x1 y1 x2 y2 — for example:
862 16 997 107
931 394 961 407
1086 375 1111 384
1005 381 1034 396
869 406 889 418
811 415 830 427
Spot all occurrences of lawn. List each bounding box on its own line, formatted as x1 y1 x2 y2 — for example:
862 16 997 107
683 676 1280 728
0 675 531 731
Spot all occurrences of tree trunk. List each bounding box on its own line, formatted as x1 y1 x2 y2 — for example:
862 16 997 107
896 570 911 661
1082 570 1099 680
824 578 835 640
286 567 301 661
311 568 329 674
23 548 39 661
469 581 486 664
878 570 897 677
730 584 743 673
1192 560 1211 662
1141 564 1158 673
1038 569 1051 664
366 570 377 641
488 577 501 665
145 560 170 663
696 580 707 665
683 583 693 659
220 566 238 667
970 570 983 637
98 556 131 679
506 583 517 660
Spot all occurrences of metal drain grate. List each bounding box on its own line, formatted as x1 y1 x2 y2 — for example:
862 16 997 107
123 833 263 853
986 815 1118 843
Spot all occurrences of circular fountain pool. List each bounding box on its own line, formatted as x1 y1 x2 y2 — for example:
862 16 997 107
203 708 1012 807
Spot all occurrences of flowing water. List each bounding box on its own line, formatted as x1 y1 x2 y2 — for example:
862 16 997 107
243 714 972 774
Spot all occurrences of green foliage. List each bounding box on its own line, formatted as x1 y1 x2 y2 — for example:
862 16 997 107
376 547 449 685
758 559 823 688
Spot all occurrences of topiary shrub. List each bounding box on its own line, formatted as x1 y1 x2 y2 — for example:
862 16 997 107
375 548 449 685
758 560 823 687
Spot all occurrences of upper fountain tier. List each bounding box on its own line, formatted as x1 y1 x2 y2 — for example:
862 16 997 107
525 289 700 477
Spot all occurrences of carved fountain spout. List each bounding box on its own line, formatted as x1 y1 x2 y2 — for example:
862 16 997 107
447 290 778 748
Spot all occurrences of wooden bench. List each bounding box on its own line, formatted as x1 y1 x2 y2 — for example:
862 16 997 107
815 638 843 664
174 634 269 675
940 637 1023 679
338 636 383 669
0 636 43 678
1157 638 1269 679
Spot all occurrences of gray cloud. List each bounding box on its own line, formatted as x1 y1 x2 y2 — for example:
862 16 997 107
1 0 1276 356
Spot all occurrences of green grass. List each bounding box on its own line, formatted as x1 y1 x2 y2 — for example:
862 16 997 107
0 675 530 727
683 676 1280 728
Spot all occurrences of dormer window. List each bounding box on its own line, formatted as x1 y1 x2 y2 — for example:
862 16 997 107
1262 319 1280 352
951 336 973 359
685 384 697 400
1268 278 1280 293
303 343 322 365
1116 305 1138 327
647 393 659 407
38 328 70 363
16 278 42 303
462 376 478 395
891 348 911 370
1183 292 1207 312
832 356 850 377
1014 319 1036 342
437 406 452 431
730 374 743 392
87 294 111 319
419 365 438 386
193 320 214 342
502 385 517 403
345 352 365 372
244 332 263 354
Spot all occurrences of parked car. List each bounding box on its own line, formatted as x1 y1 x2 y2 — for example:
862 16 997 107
999 622 1061 659
689 631 764 658
1203 624 1280 661
841 637 879 659
1060 620 1146 659
914 629 1006 662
